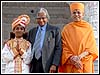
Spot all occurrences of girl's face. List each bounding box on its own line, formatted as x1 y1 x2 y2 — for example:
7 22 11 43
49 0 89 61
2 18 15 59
13 25 25 38
71 9 84 22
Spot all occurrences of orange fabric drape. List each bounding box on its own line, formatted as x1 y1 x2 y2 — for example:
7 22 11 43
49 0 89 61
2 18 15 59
58 20 98 73
70 2 84 13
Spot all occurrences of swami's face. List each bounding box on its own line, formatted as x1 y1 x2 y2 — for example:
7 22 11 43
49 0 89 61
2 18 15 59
71 9 84 22
13 25 25 38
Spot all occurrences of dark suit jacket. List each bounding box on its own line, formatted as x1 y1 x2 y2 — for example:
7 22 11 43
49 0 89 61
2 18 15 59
27 23 62 72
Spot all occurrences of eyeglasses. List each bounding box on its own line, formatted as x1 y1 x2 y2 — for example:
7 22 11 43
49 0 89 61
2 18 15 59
36 17 47 19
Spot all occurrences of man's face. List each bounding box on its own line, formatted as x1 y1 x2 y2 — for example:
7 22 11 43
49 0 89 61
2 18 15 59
71 9 84 22
36 12 48 26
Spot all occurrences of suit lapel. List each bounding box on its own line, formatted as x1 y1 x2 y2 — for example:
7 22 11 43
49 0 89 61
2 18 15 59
42 24 51 48
42 24 50 67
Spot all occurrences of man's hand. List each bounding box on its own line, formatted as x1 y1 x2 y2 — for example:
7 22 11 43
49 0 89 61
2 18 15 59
70 56 83 69
49 65 57 73
70 56 80 65
74 60 83 70
78 51 89 60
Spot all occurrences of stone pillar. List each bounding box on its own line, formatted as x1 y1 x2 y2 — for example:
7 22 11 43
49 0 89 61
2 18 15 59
84 2 99 73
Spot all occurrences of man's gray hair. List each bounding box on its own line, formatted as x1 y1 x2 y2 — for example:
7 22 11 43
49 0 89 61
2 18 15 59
36 7 50 19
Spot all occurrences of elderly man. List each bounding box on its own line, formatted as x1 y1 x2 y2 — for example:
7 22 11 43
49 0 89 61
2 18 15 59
27 8 62 73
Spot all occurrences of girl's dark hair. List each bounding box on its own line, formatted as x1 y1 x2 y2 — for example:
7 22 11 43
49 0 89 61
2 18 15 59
10 32 28 39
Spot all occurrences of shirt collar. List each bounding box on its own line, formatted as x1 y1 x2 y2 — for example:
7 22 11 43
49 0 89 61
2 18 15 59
38 23 47 31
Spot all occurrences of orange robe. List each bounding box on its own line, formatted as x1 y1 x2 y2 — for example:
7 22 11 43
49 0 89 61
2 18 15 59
58 20 98 73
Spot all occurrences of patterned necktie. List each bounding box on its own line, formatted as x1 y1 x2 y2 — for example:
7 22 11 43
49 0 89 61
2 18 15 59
33 28 42 60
